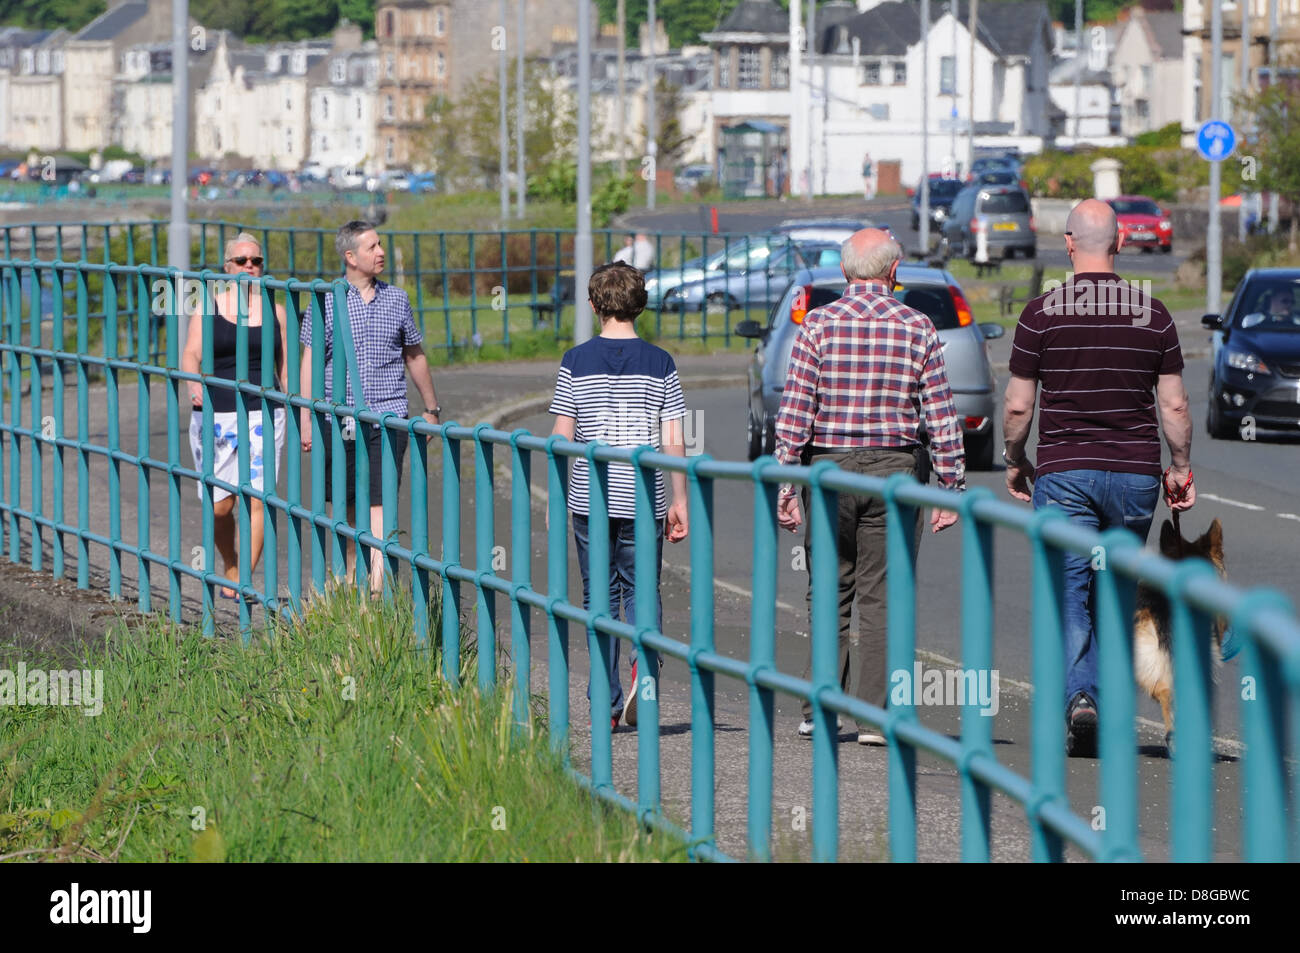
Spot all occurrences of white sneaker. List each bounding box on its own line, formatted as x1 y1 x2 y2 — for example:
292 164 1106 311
797 717 843 738
857 729 886 746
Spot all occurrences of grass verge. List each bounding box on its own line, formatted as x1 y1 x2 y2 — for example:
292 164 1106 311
0 586 685 862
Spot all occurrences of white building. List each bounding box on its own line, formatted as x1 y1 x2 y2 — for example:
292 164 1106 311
7 29 67 152
1111 8 1184 138
306 23 379 172
702 0 1054 195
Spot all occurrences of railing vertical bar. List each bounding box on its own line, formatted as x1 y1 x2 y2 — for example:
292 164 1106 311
586 446 614 790
747 460 779 861
75 267 89 587
28 263 43 573
1168 565 1218 862
440 424 462 686
51 264 66 580
1236 592 1293 862
134 269 152 613
509 430 532 730
883 472 919 862
1027 510 1066 862
545 434 570 760
807 461 839 862
686 455 717 851
103 266 121 598
958 487 996 861
630 446 661 821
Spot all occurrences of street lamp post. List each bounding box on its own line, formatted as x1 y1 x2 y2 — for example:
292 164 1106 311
574 0 593 343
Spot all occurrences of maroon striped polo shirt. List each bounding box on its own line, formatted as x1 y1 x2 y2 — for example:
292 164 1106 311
1008 271 1183 478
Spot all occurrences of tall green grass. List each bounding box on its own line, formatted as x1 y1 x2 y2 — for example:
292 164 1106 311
0 588 684 862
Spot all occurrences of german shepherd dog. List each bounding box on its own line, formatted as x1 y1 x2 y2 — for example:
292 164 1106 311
1133 518 1226 752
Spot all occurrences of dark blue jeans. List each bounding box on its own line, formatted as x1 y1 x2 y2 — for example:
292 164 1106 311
1032 469 1160 709
572 513 664 718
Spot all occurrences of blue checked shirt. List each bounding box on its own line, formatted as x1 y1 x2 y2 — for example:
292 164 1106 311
299 280 423 426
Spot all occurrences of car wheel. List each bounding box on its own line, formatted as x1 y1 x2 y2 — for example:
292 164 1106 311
1023 245 1036 259
965 430 995 471
1206 379 1234 440
763 416 776 456
1142 245 1153 254
705 292 735 315
911 215 919 231
746 408 763 461
1004 247 1016 260
1160 243 1172 254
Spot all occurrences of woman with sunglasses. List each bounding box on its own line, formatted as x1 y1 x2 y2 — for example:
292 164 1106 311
181 232 288 601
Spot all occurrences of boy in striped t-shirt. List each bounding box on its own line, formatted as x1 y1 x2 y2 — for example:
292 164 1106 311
549 263 689 730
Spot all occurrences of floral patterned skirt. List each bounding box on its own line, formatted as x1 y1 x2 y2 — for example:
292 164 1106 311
188 408 286 503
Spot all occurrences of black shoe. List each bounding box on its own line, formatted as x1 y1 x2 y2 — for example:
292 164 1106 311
1066 692 1098 758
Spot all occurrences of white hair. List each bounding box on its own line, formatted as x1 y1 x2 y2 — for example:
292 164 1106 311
840 233 902 280
223 231 261 261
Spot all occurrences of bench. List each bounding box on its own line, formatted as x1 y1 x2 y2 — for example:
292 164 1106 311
998 263 1045 317
529 272 575 326
972 258 1003 278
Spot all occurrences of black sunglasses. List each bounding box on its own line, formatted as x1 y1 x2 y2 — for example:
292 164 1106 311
227 256 264 267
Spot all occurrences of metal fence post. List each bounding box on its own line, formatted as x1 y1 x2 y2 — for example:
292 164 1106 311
747 458 779 861
883 471 920 862
687 454 717 852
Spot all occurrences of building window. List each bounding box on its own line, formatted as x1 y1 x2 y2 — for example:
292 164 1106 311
355 135 363 150
384 95 395 120
332 60 346 83
718 48 730 89
435 7 446 36
386 54 396 80
286 93 292 110
940 56 956 94
356 97 363 119
893 60 906 85
435 51 446 79
385 11 395 37
321 96 329 120
863 61 881 85
738 46 760 88
386 138 395 162
286 128 293 153
771 51 789 88
322 134 330 151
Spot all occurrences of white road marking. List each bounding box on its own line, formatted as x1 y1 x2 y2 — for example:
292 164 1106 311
1200 492 1265 512
1278 513 1300 523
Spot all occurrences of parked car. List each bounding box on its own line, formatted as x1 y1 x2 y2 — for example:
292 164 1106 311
120 166 146 184
970 155 1021 179
734 264 1005 468
368 169 411 192
1107 195 1173 253
910 175 965 231
768 219 869 244
942 184 1036 260
408 171 437 194
331 167 366 189
674 163 714 193
645 236 797 308
662 241 841 313
1203 268 1300 438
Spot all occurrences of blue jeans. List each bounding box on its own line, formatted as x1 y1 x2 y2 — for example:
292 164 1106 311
1032 469 1160 710
572 514 664 718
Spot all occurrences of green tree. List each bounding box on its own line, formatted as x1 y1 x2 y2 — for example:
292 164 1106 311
1241 83 1300 252
637 75 692 170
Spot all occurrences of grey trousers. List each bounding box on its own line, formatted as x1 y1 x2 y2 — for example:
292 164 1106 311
799 447 925 728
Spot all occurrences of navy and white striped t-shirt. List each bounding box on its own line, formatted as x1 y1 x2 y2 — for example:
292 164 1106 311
549 336 686 518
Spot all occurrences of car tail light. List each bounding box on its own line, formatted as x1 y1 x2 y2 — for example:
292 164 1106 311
1020 178 1029 192
964 415 988 431
969 218 979 233
949 284 974 327
791 283 813 324
1029 215 1037 232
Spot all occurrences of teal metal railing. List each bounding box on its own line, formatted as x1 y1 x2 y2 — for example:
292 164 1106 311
2 253 1298 862
1 221 830 358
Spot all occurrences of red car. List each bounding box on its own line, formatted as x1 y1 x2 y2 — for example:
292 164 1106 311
1107 195 1173 253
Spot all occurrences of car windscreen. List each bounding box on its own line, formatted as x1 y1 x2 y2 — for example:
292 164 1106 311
1236 280 1300 330
895 285 959 330
926 179 964 199
1111 199 1161 216
979 191 1029 215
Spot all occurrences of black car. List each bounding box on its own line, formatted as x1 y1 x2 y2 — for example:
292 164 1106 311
1204 268 1300 438
910 176 965 231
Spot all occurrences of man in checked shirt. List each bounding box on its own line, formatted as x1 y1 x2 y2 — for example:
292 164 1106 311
774 228 963 745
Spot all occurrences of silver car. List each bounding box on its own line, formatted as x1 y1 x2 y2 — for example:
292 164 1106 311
942 184 1036 260
735 265 1005 470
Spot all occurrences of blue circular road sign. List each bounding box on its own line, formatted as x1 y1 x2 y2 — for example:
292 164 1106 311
1196 120 1238 161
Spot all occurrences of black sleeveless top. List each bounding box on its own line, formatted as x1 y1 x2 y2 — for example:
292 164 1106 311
209 303 284 413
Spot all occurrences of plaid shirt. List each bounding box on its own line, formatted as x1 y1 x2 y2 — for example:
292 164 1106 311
773 279 965 492
299 279 423 425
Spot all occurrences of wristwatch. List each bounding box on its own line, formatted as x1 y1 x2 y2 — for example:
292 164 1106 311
1002 448 1022 466
429 406 442 417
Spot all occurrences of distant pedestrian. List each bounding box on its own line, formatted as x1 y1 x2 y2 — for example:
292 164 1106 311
612 234 655 272
862 152 876 200
549 262 689 730
774 228 963 746
299 220 443 596
1002 198 1195 758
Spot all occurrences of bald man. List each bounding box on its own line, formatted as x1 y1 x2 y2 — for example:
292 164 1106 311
774 228 963 746
1002 198 1195 758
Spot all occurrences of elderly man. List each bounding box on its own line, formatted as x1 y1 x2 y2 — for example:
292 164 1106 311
1002 198 1195 757
774 228 964 745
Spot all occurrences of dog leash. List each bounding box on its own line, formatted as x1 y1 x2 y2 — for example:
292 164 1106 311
1162 466 1194 557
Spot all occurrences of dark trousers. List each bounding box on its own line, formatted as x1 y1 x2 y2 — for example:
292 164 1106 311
799 447 924 728
572 514 664 717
